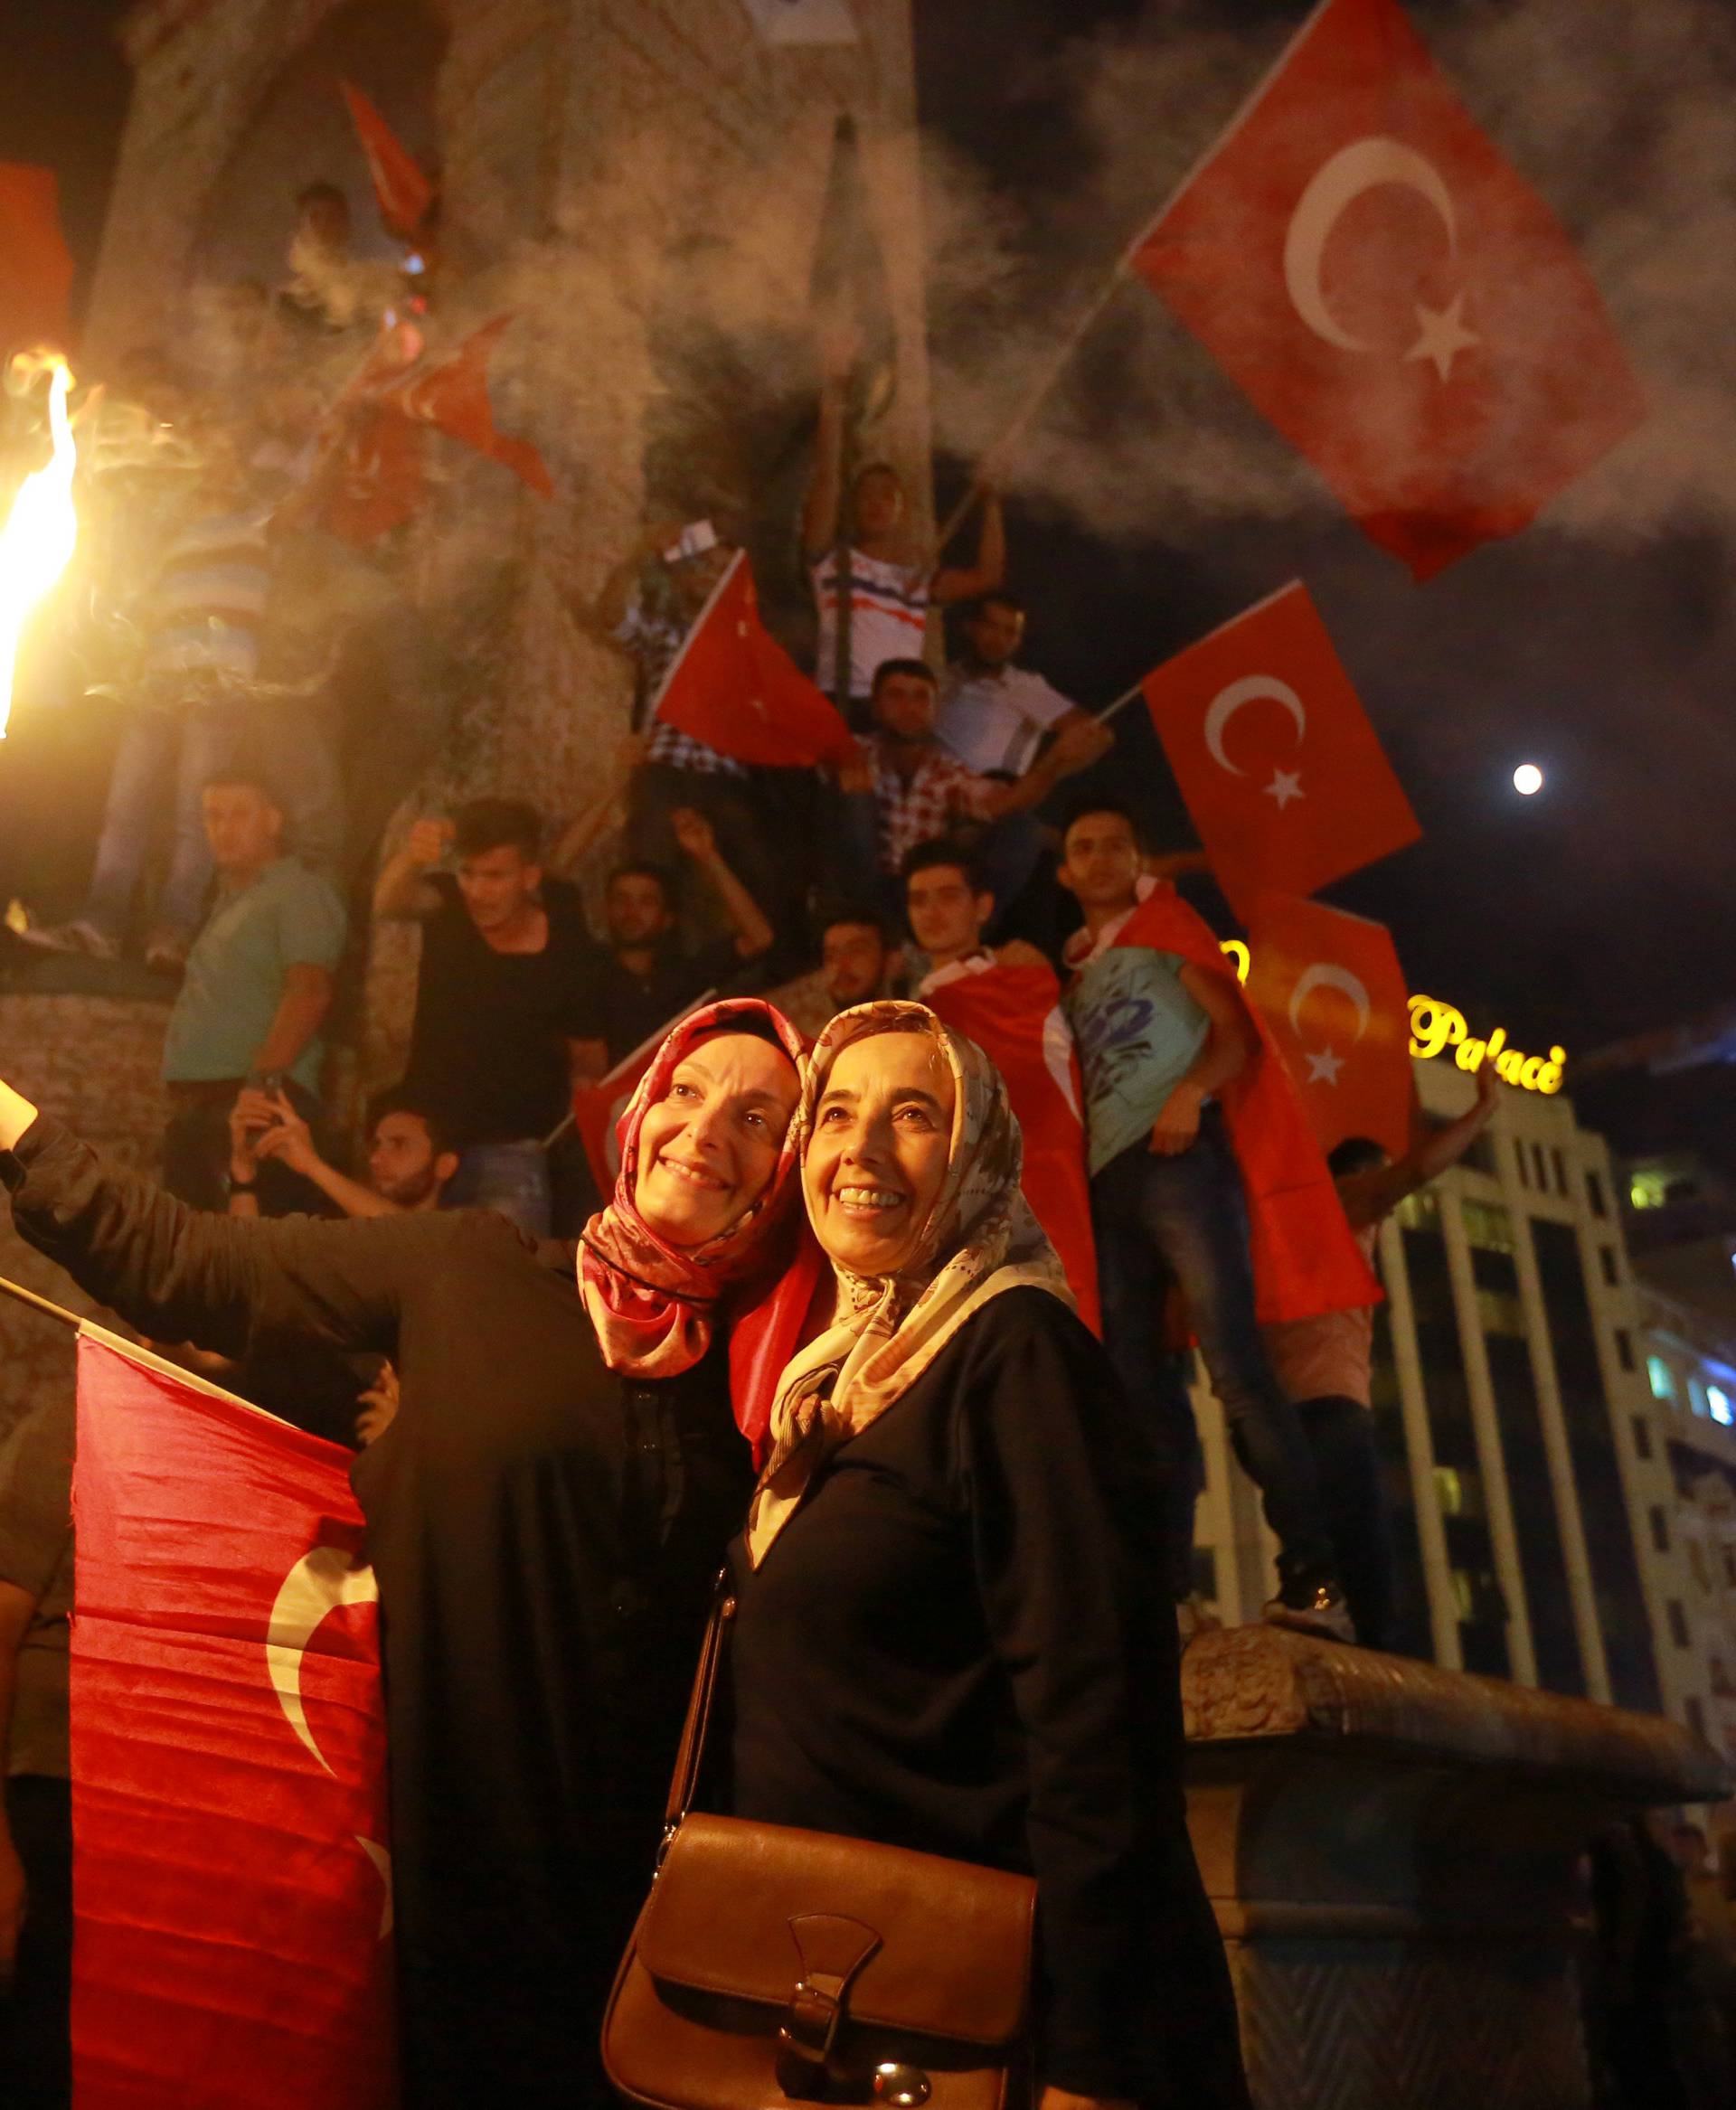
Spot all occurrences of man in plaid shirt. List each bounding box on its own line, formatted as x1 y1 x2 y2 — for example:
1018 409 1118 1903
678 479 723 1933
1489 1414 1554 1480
839 657 1109 927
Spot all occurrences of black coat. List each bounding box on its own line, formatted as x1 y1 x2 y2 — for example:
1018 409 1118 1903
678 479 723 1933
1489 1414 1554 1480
3 1116 753 2110
730 1287 1250 2110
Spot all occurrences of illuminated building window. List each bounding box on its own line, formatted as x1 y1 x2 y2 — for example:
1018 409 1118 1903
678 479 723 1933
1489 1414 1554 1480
1435 1466 1465 1515
1648 1357 1676 1403
1667 1599 1690 1649
1632 1416 1654 1459
1396 1188 1440 1231
1649 1506 1670 1553
1709 1385 1733 1427
1614 1329 1636 1371
1463 1200 1516 1253
1587 1171 1609 1219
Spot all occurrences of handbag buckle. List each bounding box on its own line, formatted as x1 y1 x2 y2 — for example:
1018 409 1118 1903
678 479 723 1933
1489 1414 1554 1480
774 1914 882 2100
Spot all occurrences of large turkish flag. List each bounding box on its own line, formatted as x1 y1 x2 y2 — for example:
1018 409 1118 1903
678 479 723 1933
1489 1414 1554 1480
921 957 1101 1334
340 81 435 243
1243 890 1412 1161
71 1331 395 2109
1140 579 1419 917
652 551 858 769
1131 0 1645 579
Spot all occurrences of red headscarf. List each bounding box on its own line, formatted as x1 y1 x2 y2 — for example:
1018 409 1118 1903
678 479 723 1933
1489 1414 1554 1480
578 998 807 1382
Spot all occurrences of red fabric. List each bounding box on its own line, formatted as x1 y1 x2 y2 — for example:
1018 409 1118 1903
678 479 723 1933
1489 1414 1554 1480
318 319 427 546
1243 890 1413 1161
578 997 808 1381
728 1228 830 1463
70 1335 394 2109
1109 884 1379 1323
339 80 436 242
922 961 1101 1335
654 551 857 768
1130 0 1645 580
0 164 74 354
398 316 553 496
1139 580 1419 918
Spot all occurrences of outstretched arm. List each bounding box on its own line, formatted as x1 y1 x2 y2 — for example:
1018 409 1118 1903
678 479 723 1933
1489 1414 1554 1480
1 1091 421 1361
1336 1062 1501 1230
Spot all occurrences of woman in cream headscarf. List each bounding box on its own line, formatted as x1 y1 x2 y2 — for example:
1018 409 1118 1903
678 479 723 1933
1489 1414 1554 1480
730 1003 1250 2110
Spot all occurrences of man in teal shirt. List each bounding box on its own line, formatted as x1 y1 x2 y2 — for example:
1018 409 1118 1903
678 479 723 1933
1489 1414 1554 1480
161 770 346 1210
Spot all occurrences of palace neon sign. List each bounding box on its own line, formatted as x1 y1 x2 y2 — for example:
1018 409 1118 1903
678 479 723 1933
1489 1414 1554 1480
1217 944 1567 1095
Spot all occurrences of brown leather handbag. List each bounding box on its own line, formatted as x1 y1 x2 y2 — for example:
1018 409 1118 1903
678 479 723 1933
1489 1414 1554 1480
602 1588 1037 2110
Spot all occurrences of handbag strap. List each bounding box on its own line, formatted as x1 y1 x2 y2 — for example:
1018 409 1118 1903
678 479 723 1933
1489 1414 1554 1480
662 1571 736 1843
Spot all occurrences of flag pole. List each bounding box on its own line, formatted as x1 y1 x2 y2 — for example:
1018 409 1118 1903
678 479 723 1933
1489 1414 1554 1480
0 1272 79 1329
935 259 1134 551
1093 677 1146 727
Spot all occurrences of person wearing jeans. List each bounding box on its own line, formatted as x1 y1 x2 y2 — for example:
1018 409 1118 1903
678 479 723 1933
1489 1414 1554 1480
1060 802 1354 1642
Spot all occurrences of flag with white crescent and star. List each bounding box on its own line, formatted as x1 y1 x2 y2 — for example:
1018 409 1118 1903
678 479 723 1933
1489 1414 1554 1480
70 1331 395 2108
1130 0 1646 579
1243 890 1414 1160
1139 579 1419 918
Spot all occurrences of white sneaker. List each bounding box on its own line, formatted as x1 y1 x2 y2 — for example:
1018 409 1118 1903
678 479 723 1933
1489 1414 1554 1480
1262 1582 1357 1645
17 917 120 961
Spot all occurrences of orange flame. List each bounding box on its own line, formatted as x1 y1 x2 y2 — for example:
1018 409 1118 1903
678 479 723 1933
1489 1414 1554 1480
0 354 79 739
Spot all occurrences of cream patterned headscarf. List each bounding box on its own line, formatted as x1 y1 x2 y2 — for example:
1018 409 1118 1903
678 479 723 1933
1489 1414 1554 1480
744 1002 1073 1564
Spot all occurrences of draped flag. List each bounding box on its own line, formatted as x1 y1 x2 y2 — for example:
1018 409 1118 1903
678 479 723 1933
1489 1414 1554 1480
921 957 1101 1335
1130 0 1645 579
0 164 73 356
1243 890 1412 1160
652 550 858 768
71 1331 395 2110
743 0 860 45
1104 883 1378 1323
339 80 436 244
1140 579 1419 918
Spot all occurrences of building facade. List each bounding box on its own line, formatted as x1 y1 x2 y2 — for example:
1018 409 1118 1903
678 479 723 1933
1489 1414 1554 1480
1194 1050 1731 1760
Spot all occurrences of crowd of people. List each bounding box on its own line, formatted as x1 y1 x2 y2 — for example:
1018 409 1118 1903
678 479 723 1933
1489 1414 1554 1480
5 170 1723 2110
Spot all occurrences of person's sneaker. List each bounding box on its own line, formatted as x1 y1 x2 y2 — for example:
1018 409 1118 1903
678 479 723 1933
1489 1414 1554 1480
16 917 119 961
1175 1595 1222 1645
143 930 189 976
1262 1580 1357 1645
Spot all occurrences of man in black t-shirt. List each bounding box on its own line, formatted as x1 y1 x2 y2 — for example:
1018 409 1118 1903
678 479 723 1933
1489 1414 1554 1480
373 797 602 1236
574 808 774 1070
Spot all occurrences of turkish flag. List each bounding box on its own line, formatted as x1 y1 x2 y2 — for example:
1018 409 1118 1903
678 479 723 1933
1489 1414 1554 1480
1106 882 1379 1324
1140 579 1419 917
653 551 858 768
0 164 74 354
71 1332 395 2109
340 80 436 243
1243 890 1412 1161
922 958 1101 1333
317 318 428 545
398 316 553 496
1130 0 1646 579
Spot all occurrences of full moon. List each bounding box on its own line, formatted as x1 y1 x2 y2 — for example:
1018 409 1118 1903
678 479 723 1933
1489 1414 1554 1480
1514 763 1544 796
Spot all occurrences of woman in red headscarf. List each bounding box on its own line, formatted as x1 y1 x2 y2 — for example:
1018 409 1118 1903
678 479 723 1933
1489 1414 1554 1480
0 998 807 2110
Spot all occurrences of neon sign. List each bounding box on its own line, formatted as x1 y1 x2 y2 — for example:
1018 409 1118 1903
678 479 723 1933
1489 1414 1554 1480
1217 943 1566 1095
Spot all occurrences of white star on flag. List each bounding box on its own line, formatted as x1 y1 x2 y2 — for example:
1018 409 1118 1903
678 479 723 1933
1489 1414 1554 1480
741 0 860 45
1263 767 1305 809
1406 291 1481 381
1306 1043 1345 1086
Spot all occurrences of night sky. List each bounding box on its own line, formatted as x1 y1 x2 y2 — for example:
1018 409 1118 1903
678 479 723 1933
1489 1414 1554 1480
6 0 1734 1161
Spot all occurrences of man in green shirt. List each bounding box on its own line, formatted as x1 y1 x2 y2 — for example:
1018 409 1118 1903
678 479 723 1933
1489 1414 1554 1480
160 770 347 1212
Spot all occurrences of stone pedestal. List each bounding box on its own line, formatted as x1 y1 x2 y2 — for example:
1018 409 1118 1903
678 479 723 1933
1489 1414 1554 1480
1182 1626 1731 2108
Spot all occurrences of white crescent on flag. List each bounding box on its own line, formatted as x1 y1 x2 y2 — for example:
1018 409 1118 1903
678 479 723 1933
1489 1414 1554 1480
742 0 861 46
267 1543 381 1775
